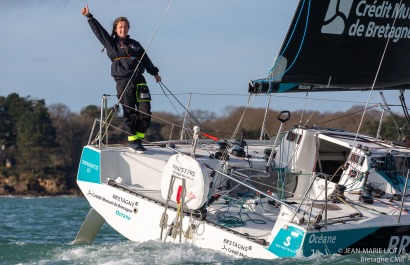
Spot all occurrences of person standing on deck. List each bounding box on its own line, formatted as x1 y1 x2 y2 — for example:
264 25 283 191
81 4 161 153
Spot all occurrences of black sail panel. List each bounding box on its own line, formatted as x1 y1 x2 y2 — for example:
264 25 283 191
250 0 410 94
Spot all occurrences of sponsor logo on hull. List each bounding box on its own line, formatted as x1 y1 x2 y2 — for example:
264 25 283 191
78 147 101 184
268 225 304 257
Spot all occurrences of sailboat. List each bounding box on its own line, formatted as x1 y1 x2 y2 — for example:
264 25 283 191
74 0 410 259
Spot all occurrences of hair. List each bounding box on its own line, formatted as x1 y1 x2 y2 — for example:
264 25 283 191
101 17 131 53
112 17 130 36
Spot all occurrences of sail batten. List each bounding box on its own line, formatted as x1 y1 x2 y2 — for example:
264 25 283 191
250 0 410 94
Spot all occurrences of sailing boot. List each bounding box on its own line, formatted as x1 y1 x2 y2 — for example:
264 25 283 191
128 141 139 151
134 139 147 153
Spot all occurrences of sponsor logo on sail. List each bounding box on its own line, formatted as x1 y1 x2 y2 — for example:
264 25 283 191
322 0 354 34
321 0 410 42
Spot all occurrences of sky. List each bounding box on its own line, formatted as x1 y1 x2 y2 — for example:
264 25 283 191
0 0 406 116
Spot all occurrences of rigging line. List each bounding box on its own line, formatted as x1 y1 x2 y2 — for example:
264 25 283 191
379 102 410 123
92 121 135 145
125 102 192 132
354 0 404 142
105 100 258 144
299 92 308 126
157 82 194 140
400 94 409 121
91 104 154 145
203 93 259 175
399 91 410 132
268 0 307 77
230 94 256 140
105 0 175 129
301 92 322 127
152 91 402 107
91 100 122 145
312 105 378 126
379 90 402 136
158 81 201 126
264 0 311 84
210 94 257 176
303 110 317 128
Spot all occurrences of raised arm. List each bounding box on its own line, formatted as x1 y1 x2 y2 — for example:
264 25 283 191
81 4 115 57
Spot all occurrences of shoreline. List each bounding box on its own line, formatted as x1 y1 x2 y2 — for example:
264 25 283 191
0 189 83 198
0 193 84 198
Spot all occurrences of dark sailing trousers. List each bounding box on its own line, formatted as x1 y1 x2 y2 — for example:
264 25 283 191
115 75 151 141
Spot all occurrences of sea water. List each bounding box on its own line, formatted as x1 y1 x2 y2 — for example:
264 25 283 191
0 197 408 265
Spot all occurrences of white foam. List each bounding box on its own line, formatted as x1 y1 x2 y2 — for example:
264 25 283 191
52 240 234 265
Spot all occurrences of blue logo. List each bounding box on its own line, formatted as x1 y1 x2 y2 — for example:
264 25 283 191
116 210 131 221
268 225 305 257
77 147 101 184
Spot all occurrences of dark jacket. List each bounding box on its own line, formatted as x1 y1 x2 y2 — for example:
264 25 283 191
86 14 159 80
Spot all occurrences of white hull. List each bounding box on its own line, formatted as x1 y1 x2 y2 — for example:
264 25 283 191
73 0 410 259
75 133 410 259
79 180 278 259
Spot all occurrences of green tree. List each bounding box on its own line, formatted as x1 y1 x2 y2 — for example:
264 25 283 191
0 99 12 146
16 100 56 173
0 93 33 147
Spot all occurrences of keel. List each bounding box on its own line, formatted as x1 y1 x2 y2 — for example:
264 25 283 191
72 208 105 245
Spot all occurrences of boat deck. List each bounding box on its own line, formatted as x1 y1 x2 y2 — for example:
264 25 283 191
95 140 410 243
109 181 281 242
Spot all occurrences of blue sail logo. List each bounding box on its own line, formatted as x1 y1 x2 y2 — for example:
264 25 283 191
321 0 354 34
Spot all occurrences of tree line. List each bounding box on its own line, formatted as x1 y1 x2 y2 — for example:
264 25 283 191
0 93 408 195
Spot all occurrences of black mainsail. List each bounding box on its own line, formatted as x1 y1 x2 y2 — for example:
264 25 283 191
249 0 410 94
